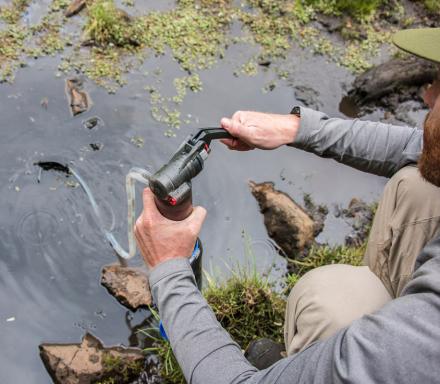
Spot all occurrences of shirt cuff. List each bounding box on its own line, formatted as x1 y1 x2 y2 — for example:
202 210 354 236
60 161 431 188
148 257 193 288
289 106 328 147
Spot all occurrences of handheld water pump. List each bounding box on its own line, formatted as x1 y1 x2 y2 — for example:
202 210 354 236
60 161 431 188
149 127 232 221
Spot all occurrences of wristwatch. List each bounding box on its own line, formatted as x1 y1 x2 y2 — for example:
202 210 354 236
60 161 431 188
290 106 301 117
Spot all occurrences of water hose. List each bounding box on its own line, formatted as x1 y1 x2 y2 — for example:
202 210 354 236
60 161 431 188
70 166 152 261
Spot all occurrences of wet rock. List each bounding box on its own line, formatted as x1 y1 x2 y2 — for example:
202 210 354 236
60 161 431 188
303 193 328 237
249 181 315 258
83 116 104 130
101 264 152 311
65 78 91 116
39 333 145 384
65 0 86 17
135 355 164 384
335 198 375 247
317 14 344 33
90 143 103 151
347 55 438 118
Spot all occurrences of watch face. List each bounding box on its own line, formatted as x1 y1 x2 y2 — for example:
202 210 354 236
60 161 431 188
290 106 301 117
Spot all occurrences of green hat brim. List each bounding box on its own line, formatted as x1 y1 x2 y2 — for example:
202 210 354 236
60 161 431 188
393 28 440 64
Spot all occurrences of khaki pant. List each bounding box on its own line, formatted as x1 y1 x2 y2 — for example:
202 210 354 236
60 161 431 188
284 166 440 356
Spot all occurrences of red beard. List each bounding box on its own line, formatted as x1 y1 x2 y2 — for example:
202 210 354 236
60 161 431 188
419 111 440 187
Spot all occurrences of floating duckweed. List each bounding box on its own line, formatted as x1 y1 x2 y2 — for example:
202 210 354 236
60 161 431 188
0 25 28 82
130 135 144 148
0 0 31 24
240 60 258 76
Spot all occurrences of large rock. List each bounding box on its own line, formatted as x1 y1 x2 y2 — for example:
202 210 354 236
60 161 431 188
101 264 152 311
249 181 315 258
349 55 438 105
39 333 145 384
345 55 438 124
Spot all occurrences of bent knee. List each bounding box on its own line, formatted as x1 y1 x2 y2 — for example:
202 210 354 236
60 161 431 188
285 265 391 354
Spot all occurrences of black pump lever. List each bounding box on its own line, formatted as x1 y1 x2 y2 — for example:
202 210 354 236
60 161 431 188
189 127 233 146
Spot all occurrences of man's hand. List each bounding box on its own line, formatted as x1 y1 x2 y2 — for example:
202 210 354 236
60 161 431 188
134 188 207 269
220 111 300 151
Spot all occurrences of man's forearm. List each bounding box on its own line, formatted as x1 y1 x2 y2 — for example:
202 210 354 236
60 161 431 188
292 107 423 177
149 258 258 383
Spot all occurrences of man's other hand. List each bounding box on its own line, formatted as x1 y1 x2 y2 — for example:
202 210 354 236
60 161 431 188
134 188 207 269
220 111 300 151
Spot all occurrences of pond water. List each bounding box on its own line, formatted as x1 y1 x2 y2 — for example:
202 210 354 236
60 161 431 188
0 2 427 383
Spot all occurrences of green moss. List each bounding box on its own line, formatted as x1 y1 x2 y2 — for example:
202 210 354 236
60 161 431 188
94 353 144 384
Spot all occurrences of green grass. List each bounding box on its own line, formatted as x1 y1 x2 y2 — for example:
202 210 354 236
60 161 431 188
83 0 144 47
288 242 365 276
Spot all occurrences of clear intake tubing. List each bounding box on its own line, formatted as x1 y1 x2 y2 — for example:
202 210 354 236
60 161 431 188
71 167 152 260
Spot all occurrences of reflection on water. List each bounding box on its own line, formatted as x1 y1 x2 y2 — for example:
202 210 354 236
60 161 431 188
339 95 361 118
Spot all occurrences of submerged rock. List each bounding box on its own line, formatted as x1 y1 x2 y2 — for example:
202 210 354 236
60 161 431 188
65 78 91 116
39 333 145 384
101 264 152 311
83 116 104 130
65 0 86 17
249 181 315 258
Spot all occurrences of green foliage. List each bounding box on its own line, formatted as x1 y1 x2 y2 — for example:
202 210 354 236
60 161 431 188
304 0 384 19
423 0 440 13
84 0 143 47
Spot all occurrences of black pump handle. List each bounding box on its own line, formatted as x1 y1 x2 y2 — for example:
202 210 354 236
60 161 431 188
189 127 233 146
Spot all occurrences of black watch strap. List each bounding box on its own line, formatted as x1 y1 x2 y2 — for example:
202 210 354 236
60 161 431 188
290 106 301 117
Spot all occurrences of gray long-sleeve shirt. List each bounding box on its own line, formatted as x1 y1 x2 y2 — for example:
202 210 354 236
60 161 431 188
149 108 436 383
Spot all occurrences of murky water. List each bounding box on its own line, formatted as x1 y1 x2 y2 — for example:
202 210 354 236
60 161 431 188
0 3 428 383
